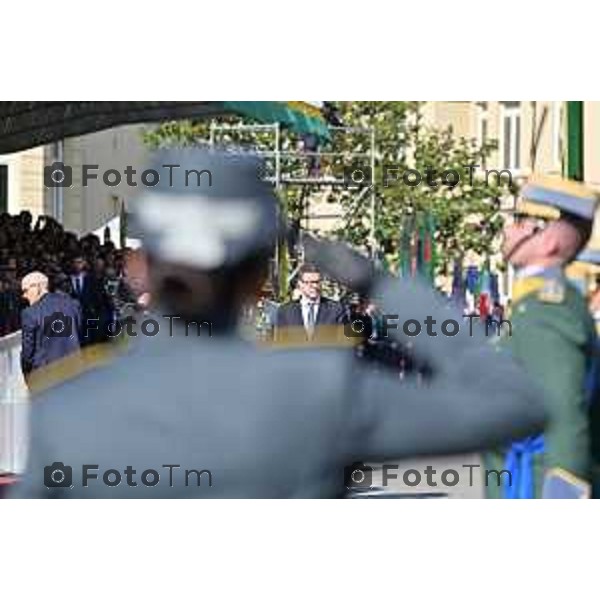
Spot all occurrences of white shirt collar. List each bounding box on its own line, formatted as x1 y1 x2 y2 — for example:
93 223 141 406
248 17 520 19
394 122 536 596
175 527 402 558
516 265 544 279
516 265 563 280
300 296 320 306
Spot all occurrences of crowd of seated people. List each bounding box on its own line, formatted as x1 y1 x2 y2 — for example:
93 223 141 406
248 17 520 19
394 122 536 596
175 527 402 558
0 211 140 342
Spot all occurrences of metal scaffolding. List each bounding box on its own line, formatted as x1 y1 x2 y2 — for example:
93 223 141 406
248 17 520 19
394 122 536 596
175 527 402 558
207 122 376 294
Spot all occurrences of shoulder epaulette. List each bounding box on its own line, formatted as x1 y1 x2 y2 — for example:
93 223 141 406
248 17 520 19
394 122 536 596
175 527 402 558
537 278 566 304
512 276 567 305
27 340 128 397
511 277 546 305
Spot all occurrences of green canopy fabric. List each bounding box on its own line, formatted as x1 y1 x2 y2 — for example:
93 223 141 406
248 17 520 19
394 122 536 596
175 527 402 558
0 101 329 155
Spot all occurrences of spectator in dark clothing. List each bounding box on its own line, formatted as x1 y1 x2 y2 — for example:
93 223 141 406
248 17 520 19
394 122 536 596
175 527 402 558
492 301 505 323
0 272 24 335
67 255 111 345
1 213 137 343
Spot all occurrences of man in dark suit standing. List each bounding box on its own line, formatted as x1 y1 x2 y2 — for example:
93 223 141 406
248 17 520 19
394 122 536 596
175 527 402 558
275 263 344 341
68 255 110 346
20 271 81 380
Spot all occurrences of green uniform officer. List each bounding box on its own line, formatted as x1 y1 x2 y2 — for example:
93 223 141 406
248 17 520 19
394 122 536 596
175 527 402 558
487 176 598 499
573 246 600 497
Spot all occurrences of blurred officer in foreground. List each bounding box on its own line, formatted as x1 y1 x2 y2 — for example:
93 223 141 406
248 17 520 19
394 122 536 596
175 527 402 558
487 177 598 499
11 147 546 499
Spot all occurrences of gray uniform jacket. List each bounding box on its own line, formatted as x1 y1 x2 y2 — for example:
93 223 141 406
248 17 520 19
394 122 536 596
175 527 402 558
10 276 546 498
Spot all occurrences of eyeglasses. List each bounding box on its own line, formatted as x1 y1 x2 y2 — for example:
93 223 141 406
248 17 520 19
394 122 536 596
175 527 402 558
302 279 321 286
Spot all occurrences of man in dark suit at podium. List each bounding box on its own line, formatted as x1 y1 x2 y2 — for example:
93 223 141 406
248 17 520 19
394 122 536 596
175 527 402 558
275 263 344 341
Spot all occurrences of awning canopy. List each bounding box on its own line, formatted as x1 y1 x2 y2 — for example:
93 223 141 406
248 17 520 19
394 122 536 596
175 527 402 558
0 101 330 155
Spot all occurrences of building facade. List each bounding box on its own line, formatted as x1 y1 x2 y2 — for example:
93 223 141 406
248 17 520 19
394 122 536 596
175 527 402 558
421 101 600 298
0 124 151 236
0 146 49 218
46 124 152 235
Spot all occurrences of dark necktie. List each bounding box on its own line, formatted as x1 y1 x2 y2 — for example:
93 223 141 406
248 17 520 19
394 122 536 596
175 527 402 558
306 303 316 339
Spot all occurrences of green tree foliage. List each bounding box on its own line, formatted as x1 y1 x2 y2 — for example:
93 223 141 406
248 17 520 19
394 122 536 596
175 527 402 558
323 102 510 276
143 102 510 280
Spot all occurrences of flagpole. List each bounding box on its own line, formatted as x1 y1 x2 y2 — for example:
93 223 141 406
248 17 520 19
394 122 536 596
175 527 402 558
565 101 588 294
369 126 376 258
567 101 584 181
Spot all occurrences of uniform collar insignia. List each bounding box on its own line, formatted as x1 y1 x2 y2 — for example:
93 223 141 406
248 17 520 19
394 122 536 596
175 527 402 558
538 278 565 304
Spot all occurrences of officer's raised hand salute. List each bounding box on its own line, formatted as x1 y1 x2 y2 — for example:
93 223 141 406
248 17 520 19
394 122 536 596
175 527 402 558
303 234 547 459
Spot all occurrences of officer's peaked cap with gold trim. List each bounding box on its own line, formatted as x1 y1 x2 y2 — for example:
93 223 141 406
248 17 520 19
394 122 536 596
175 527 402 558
576 247 600 265
517 175 599 222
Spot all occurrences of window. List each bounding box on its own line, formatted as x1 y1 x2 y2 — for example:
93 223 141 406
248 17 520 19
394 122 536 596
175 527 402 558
553 101 562 168
500 102 521 171
0 165 8 214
